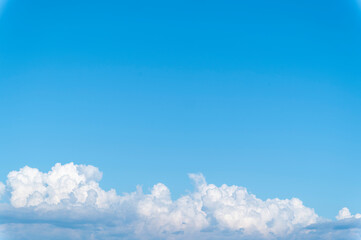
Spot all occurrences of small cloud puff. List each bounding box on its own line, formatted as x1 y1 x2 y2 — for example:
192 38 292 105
336 207 361 220
0 163 360 240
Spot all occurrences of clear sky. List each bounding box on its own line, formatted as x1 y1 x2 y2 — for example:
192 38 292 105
1 0 361 222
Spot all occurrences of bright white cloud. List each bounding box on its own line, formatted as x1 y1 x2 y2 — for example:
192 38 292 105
336 207 361 220
0 163 360 240
7 163 117 208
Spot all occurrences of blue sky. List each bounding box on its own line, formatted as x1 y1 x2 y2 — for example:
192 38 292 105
0 0 361 232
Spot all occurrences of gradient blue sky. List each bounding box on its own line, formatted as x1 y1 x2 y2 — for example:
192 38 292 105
0 0 361 219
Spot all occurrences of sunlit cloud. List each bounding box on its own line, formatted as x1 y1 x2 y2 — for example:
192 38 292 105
0 163 360 239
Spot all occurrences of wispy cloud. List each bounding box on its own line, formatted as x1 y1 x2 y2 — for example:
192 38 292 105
0 163 360 240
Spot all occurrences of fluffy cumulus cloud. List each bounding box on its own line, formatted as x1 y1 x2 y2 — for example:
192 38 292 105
336 207 361 220
0 163 360 240
6 163 114 208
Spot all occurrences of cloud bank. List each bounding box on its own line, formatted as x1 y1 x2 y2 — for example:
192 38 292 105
0 163 360 240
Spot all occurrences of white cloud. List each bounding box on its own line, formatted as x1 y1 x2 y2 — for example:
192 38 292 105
0 182 5 199
188 173 318 236
7 163 117 208
337 207 361 220
0 163 360 240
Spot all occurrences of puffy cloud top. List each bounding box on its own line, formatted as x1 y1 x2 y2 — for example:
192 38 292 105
7 163 116 208
188 174 318 236
336 207 361 220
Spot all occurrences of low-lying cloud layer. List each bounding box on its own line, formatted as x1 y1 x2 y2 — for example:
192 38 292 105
0 163 360 240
